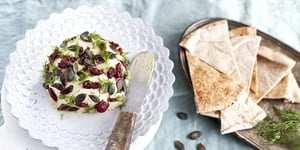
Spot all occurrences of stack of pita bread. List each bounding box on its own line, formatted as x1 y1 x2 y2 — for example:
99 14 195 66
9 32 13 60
179 20 300 134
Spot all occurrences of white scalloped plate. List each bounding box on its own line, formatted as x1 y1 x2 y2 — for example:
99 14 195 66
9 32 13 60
3 5 174 150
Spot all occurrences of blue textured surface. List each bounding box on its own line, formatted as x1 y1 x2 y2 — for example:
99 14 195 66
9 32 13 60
1 0 300 149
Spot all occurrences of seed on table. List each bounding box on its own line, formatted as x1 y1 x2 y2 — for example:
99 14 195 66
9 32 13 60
197 143 206 150
188 131 202 140
176 112 188 120
174 140 184 150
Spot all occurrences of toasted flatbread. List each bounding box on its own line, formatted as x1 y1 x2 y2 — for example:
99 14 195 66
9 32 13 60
186 51 244 113
230 35 261 93
180 20 238 76
229 26 258 93
265 72 300 103
229 26 257 38
250 62 258 93
220 92 266 134
249 46 296 103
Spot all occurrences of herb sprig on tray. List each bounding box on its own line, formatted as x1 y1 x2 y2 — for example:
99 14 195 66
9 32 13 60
255 107 300 150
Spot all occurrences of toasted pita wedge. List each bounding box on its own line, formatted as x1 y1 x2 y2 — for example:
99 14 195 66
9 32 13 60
265 72 300 103
249 46 296 103
200 111 220 118
229 26 257 38
180 20 238 76
230 35 261 93
186 51 244 113
250 62 258 93
220 91 266 134
229 26 259 94
200 27 261 119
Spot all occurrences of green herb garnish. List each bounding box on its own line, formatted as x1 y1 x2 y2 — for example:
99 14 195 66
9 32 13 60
58 95 75 106
99 79 113 92
89 32 102 41
100 51 112 63
78 70 89 81
255 107 300 150
95 40 106 51
84 105 95 113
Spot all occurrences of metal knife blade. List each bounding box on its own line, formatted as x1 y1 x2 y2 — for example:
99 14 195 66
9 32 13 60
105 51 155 150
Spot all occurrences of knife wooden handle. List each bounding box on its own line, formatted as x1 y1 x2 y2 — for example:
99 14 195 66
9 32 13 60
105 111 137 150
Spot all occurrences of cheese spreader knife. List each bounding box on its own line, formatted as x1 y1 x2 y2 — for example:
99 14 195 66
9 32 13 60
105 51 155 150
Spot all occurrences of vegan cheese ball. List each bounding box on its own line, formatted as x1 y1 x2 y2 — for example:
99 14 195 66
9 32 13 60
42 31 130 113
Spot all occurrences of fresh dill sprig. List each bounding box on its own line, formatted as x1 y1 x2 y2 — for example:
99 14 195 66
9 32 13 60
255 107 300 150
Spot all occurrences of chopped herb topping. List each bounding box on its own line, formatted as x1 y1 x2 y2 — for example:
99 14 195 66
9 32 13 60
255 107 300 150
99 79 113 92
100 51 112 63
78 70 89 81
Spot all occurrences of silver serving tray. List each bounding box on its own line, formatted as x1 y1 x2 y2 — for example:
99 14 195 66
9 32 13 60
178 17 300 150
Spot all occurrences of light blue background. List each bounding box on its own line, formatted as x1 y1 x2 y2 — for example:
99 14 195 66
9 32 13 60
1 0 300 149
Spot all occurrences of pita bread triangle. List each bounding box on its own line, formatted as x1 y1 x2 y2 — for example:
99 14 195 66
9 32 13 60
220 27 266 134
249 46 296 103
185 51 244 113
265 72 300 103
180 20 239 77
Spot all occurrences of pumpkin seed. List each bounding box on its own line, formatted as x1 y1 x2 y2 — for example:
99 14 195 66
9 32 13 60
89 95 100 103
57 104 70 111
86 50 94 60
60 41 67 48
72 63 79 73
116 79 125 92
67 106 79 111
67 67 75 82
75 93 87 104
176 112 188 120
59 70 66 86
108 85 115 95
188 131 202 140
174 140 184 150
67 45 77 51
80 31 92 42
197 143 206 150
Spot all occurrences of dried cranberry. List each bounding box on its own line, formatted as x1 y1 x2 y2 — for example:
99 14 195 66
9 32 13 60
109 41 119 50
51 83 64 91
62 56 70 62
121 61 128 69
94 54 104 64
95 100 109 113
58 60 69 69
89 67 103 75
91 82 100 89
49 49 60 63
48 88 57 101
108 98 117 102
82 80 91 89
76 102 88 107
61 85 73 95
107 67 116 79
69 56 77 62
115 63 123 78
117 47 123 54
